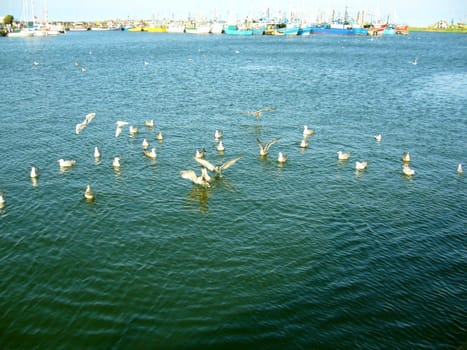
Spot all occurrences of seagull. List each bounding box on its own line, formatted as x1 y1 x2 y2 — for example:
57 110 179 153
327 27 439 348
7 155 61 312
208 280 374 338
180 169 211 187
84 184 94 201
303 125 314 137
277 152 288 163
195 148 206 159
0 192 5 206
355 161 368 171
94 146 101 159
156 131 163 142
243 107 275 119
58 159 76 168
194 155 243 177
115 126 123 138
410 57 418 65
257 137 281 156
200 166 212 183
457 163 463 174
144 60 149 65
116 121 129 128
30 166 39 178
144 147 157 159
129 126 139 136
144 120 154 128
75 122 86 134
84 112 96 125
216 140 225 152
81 67 88 72
337 151 351 161
112 157 120 168
33 61 40 66
214 129 223 140
299 138 309 149
402 152 411 162
374 134 382 142
402 164 415 176
142 138 149 150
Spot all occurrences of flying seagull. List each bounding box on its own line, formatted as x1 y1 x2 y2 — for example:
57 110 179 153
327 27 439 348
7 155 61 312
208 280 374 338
194 155 243 177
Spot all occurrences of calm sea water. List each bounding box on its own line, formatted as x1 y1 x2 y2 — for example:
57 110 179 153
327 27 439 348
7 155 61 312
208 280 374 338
0 31 466 349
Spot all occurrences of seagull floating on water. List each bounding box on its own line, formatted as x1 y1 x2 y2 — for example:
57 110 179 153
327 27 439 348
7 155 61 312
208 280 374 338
30 166 39 178
355 161 368 171
402 152 411 162
144 120 154 128
277 152 288 163
156 131 164 142
257 137 281 156
195 148 206 159
299 138 309 149
303 125 314 137
402 164 415 176
374 134 382 142
94 146 101 159
144 147 157 159
194 155 243 177
243 107 275 119
0 192 5 207
180 169 211 187
129 126 139 137
410 57 418 65
112 157 121 168
337 151 351 161
84 184 94 201
214 129 223 140
457 163 463 174
142 138 149 150
58 159 76 168
216 140 225 152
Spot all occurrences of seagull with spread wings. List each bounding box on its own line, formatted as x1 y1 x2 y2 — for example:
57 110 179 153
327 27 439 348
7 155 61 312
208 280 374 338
257 137 281 157
194 155 243 177
243 107 275 119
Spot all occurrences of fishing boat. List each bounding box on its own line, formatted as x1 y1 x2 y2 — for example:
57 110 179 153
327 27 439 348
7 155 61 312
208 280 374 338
224 25 252 35
311 22 368 35
166 22 185 33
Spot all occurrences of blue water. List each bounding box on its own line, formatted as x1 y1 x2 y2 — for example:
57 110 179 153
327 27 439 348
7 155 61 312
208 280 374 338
0 31 466 349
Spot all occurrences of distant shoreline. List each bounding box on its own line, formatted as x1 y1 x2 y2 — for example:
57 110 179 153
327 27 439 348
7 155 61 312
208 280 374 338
409 26 467 33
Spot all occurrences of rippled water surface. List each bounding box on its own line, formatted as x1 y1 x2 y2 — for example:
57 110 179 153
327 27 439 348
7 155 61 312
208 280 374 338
0 31 466 349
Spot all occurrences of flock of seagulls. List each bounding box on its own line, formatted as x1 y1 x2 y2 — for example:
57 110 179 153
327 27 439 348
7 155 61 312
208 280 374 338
0 105 464 209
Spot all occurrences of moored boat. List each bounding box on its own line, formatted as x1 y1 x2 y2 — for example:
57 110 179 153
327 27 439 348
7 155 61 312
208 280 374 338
224 25 252 35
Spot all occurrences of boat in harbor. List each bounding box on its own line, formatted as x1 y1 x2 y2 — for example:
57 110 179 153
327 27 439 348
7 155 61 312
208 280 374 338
311 22 368 35
166 22 185 33
224 25 253 35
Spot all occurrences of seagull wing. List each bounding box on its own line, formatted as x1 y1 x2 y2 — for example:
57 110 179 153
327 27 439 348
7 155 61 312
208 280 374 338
264 137 281 152
257 138 265 153
220 155 243 171
194 157 216 172
180 170 198 183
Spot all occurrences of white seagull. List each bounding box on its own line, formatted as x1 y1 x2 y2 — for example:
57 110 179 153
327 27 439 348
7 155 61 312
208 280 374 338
112 157 121 168
156 131 164 142
115 126 123 138
374 134 382 142
299 138 309 149
214 129 223 140
144 120 154 128
337 151 351 161
129 126 139 137
180 169 211 187
355 161 368 171
75 122 86 134
257 137 281 156
84 112 96 125
0 192 5 206
195 148 206 159
144 147 157 159
30 166 39 178
116 121 129 128
216 140 225 152
94 146 101 159
242 107 275 119
194 155 243 177
402 152 411 162
84 184 94 201
58 159 76 168
457 163 463 174
142 138 149 150
277 152 288 163
303 125 314 137
402 164 415 176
